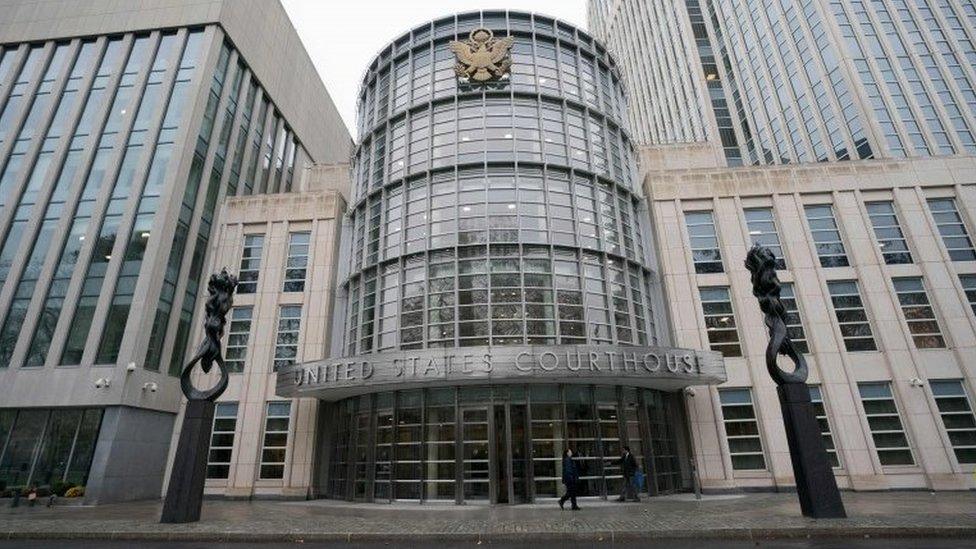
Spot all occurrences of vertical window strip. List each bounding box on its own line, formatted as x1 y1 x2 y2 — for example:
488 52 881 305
259 401 291 479
283 231 310 292
858 382 915 466
960 274 976 317
273 305 302 371
827 280 877 351
744 207 786 269
928 197 976 261
779 282 808 354
206 401 238 479
808 386 840 468
930 380 976 465
892 277 944 349
718 388 767 470
866 201 912 264
804 204 849 267
224 306 251 373
237 234 264 294
684 210 724 273
698 286 741 357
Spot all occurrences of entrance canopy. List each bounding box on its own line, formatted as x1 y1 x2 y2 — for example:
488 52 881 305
276 344 726 401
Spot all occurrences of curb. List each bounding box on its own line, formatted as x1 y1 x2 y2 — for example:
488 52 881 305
3 527 976 542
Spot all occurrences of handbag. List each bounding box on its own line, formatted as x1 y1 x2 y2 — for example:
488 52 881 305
633 470 645 491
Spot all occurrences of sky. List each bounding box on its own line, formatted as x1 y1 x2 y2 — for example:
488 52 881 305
280 0 588 137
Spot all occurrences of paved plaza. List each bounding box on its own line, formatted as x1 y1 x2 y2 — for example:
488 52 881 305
1 491 975 543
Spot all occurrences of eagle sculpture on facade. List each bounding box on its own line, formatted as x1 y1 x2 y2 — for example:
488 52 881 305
450 28 514 82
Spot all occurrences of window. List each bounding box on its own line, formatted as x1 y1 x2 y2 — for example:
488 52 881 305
780 283 808 354
930 380 976 464
928 198 976 261
961 274 976 317
808 386 840 468
718 388 766 470
237 234 264 294
699 286 741 357
225 307 252 373
744 208 786 269
858 382 914 466
283 231 310 292
892 277 944 349
273 305 302 371
866 201 912 264
259 401 291 479
827 281 877 351
804 205 849 267
207 402 238 479
685 210 724 273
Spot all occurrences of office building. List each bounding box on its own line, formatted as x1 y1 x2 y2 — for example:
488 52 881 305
590 0 976 491
0 0 351 503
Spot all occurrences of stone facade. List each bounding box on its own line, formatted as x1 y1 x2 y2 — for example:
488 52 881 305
646 147 976 491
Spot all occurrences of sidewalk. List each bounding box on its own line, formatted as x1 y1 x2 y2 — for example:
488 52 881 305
1 491 975 542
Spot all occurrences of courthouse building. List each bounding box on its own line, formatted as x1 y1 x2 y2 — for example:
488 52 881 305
590 0 976 491
0 0 351 503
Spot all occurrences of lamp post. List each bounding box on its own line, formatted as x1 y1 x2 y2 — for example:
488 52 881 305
744 245 846 519
160 269 238 523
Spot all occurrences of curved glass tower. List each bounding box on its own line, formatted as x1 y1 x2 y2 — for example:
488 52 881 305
277 10 725 504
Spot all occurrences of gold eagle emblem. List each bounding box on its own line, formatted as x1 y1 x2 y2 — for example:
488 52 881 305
449 28 514 83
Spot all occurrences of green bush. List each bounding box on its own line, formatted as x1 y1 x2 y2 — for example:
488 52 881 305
64 486 84 498
52 481 75 497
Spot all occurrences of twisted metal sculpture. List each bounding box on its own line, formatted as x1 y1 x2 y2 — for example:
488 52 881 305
180 269 238 401
744 244 808 385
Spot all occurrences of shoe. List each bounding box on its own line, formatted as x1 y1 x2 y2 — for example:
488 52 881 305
559 499 565 510
571 506 581 511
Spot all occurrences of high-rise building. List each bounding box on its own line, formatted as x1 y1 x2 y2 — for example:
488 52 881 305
589 0 976 166
590 0 976 492
267 10 726 504
0 0 351 503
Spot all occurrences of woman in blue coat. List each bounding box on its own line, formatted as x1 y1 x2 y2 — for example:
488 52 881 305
558 448 581 510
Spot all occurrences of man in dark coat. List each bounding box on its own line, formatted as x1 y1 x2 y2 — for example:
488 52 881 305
558 448 581 510
616 445 640 502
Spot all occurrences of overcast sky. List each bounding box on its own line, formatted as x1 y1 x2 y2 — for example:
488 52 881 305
280 0 587 137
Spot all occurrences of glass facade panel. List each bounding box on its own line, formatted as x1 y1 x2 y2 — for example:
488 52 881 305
0 408 102 490
858 382 914 466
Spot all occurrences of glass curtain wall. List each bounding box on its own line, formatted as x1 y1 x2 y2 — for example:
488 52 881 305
324 385 686 503
0 408 103 491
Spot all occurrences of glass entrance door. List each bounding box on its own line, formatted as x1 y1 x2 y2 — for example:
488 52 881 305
461 407 490 502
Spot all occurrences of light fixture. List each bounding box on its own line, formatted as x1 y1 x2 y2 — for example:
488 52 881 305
79 236 85 241
749 230 761 235
105 255 112 260
507 204 516 209
706 73 717 80
504 133 512 139
141 232 150 238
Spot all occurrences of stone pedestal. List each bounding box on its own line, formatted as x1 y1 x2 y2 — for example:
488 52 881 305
778 382 846 518
160 400 215 523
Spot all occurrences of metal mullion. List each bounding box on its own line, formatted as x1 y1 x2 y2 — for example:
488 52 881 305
344 398 358 501
524 388 535 502
0 410 15 472
233 86 264 197
61 409 85 483
636 389 657 495
247 95 274 194
0 41 54 193
42 33 136 366
24 410 52 488
589 384 606 499
78 31 164 365
419 389 427 503
365 393 377 502
454 386 463 505
390 390 399 502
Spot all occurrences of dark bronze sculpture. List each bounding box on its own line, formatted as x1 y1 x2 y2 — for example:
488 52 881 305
161 269 237 524
744 245 846 519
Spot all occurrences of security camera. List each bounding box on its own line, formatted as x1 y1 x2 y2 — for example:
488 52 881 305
142 382 158 393
126 362 137 373
95 378 110 389
684 387 696 397
909 377 924 388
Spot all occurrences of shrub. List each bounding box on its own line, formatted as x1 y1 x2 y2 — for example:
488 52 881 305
52 481 74 497
64 486 85 498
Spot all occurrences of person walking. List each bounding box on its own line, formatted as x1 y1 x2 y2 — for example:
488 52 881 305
558 448 581 510
616 446 641 502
